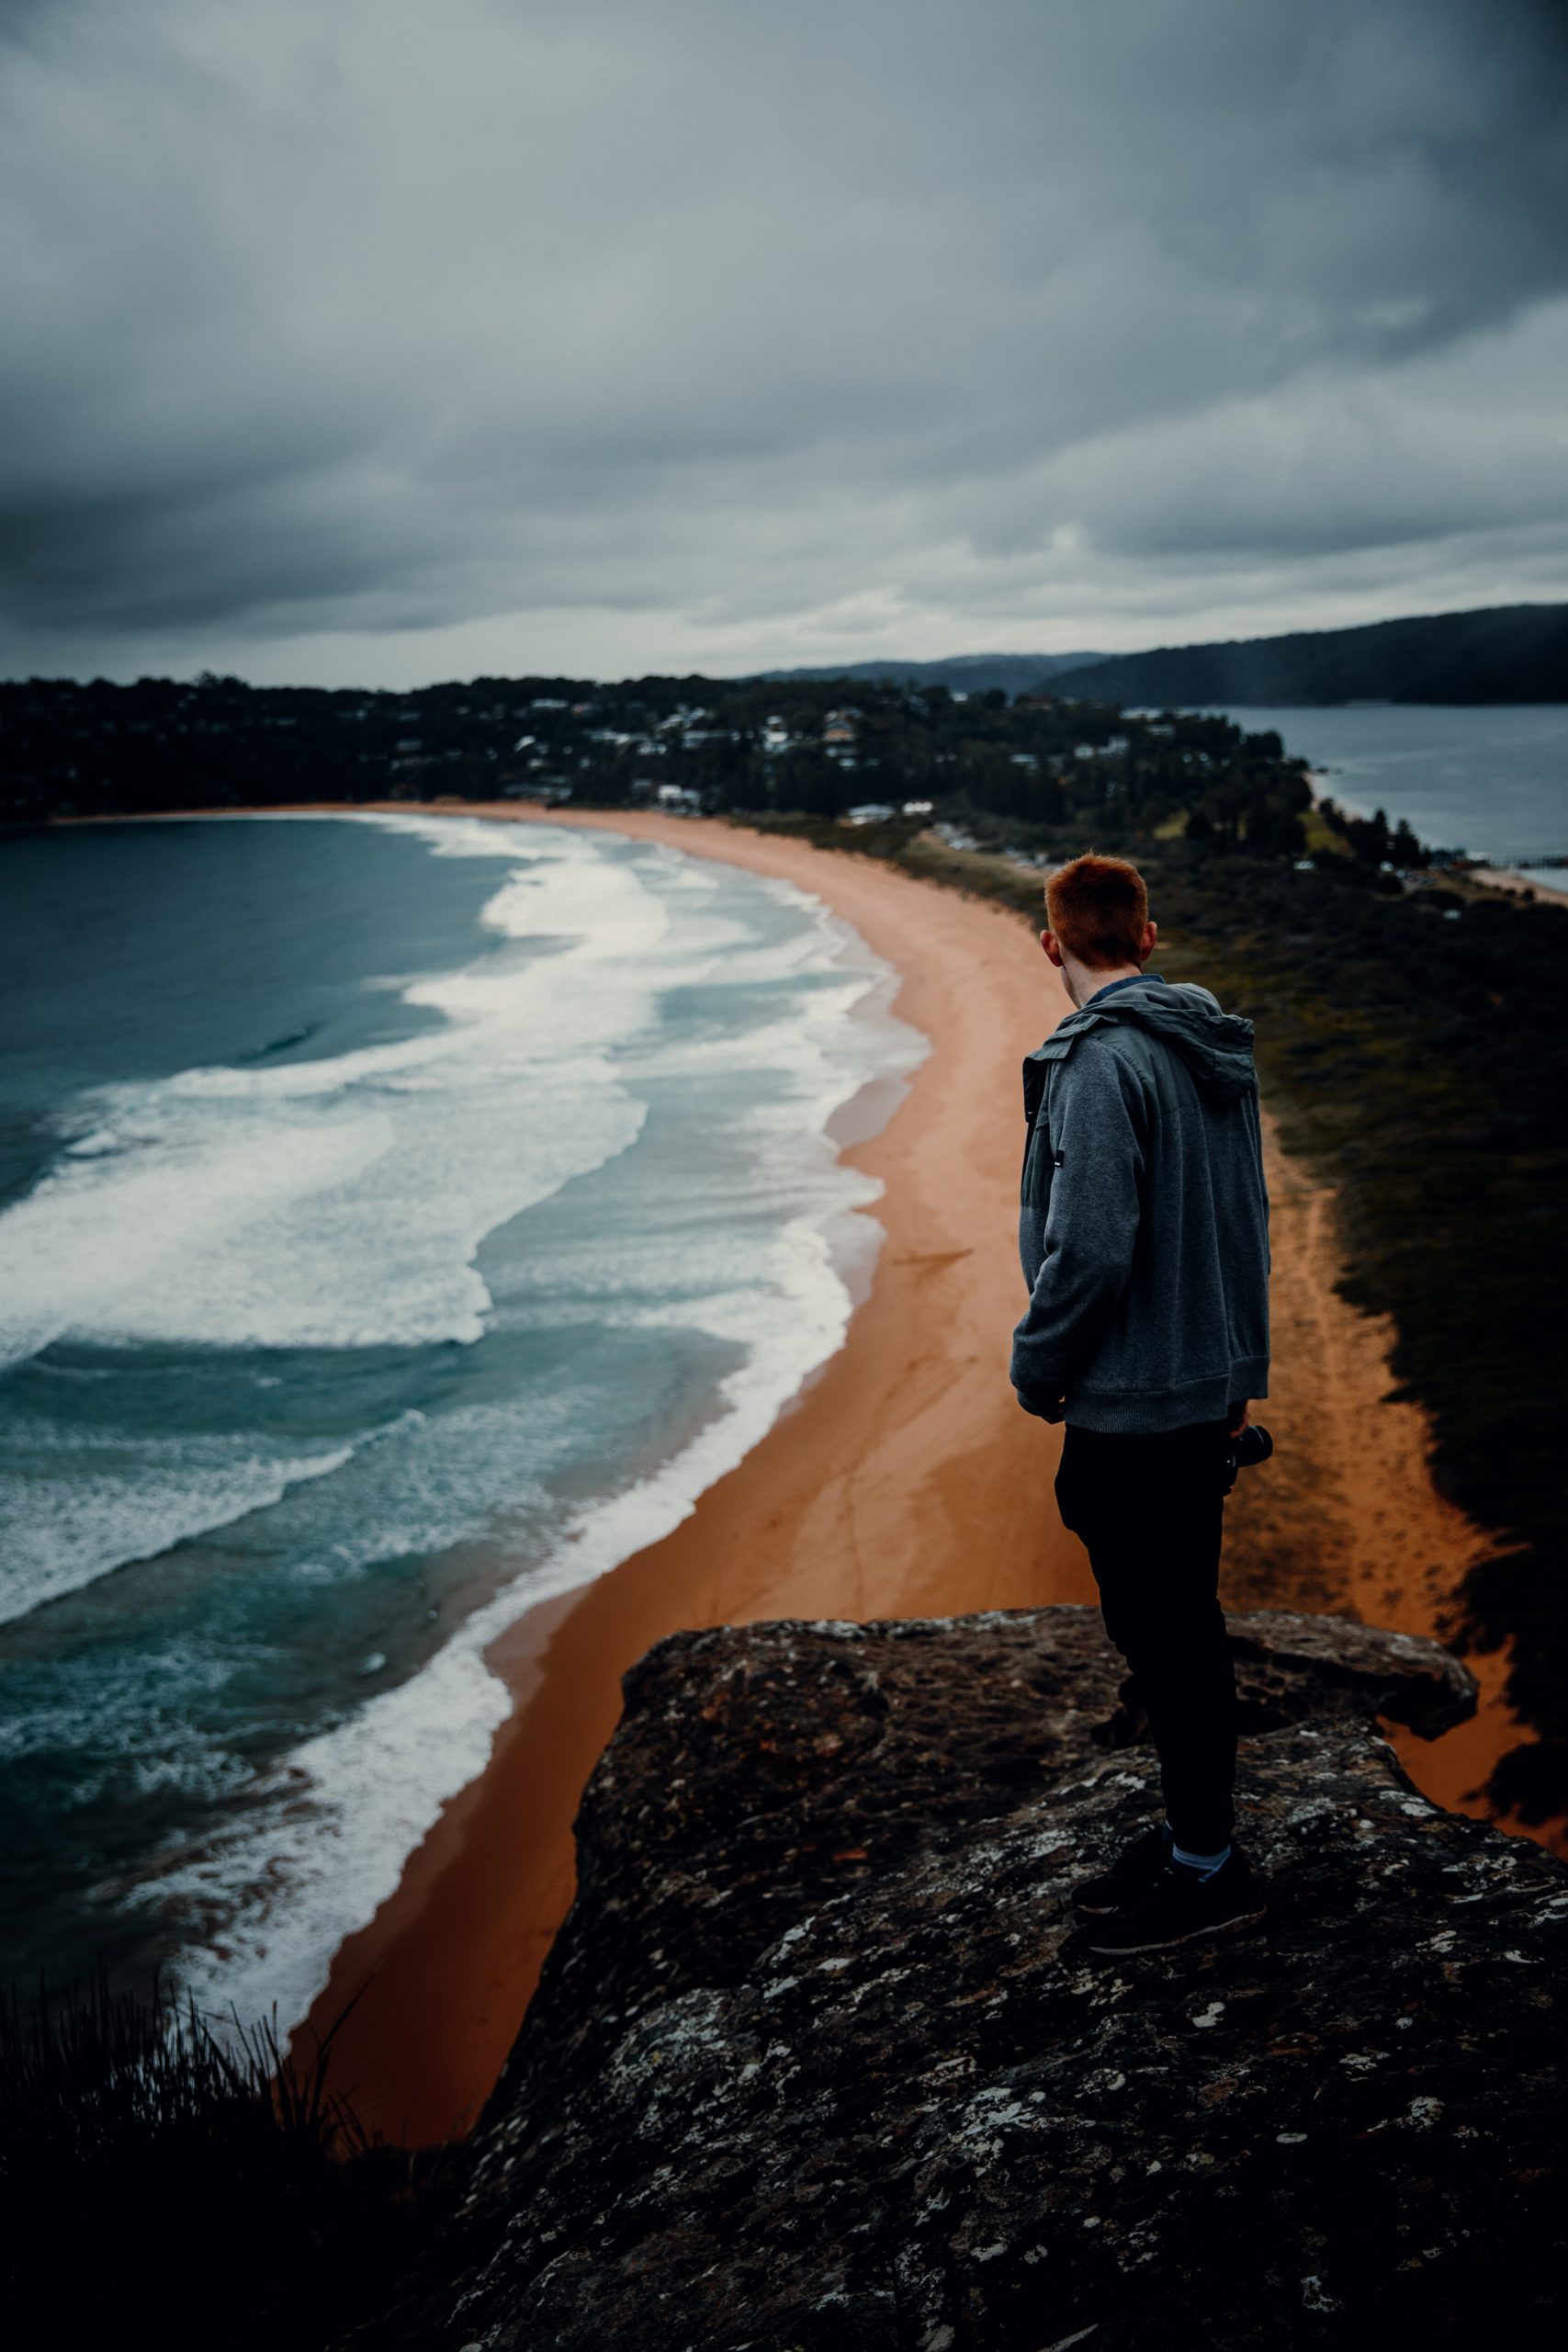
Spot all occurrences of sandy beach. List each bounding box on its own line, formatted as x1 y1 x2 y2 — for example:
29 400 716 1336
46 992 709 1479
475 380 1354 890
293 805 1093 2138
1469 865 1568 908
262 801 1527 2144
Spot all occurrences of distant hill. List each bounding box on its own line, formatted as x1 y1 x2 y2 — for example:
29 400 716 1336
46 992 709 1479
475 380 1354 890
1046 603 1568 708
751 650 1107 695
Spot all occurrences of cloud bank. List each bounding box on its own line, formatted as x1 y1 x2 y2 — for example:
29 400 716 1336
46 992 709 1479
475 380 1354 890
3 0 1566 682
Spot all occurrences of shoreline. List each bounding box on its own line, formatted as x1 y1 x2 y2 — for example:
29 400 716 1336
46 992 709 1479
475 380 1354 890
51 799 1543 2138
295 802 1101 2140
1469 864 1568 908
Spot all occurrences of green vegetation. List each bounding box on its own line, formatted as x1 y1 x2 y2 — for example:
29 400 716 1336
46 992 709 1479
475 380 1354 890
2 668 1320 839
0 1973 432 2348
1049 599 1568 707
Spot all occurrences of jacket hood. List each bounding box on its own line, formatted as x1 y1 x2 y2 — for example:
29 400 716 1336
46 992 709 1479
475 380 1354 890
1024 981 1257 1113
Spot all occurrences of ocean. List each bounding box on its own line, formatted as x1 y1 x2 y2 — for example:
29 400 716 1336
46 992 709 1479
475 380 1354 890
1197 704 1568 865
0 812 923 2032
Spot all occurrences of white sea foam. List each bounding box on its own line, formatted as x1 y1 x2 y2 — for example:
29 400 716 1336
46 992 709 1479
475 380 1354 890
160 1212 882 2043
0 1431 355 1626
12 813 924 2037
0 821 655 1369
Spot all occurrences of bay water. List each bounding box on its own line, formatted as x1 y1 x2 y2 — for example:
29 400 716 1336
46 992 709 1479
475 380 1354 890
1199 703 1568 865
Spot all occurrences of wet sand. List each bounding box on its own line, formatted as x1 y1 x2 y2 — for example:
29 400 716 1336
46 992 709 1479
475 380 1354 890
259 803 1533 2143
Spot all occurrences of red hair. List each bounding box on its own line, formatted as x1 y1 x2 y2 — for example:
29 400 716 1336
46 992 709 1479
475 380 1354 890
1044 854 1149 968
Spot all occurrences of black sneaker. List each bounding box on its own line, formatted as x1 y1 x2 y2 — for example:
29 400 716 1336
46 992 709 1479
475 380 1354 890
1083 1850 1267 1954
1070 1825 1171 1915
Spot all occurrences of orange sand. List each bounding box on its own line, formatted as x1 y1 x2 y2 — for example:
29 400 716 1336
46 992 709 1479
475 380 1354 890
295 805 1092 2139
260 801 1532 2144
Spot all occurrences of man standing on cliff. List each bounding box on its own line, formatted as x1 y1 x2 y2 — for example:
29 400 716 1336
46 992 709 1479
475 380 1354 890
1012 852 1270 1953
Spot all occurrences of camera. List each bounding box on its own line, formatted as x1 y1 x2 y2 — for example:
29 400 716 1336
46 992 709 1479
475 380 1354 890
1223 1421 1272 1493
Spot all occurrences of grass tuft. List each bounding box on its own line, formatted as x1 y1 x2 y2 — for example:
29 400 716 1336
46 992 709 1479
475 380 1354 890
0 1972 435 2349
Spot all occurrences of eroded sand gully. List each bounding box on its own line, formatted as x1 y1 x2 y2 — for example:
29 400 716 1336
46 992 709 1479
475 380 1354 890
1224 1113 1536 1838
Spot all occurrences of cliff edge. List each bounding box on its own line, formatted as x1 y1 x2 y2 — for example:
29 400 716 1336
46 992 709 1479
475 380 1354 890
365 1608 1567 2347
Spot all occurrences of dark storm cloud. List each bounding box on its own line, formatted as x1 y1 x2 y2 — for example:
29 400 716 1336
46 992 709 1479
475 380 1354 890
2 0 1566 680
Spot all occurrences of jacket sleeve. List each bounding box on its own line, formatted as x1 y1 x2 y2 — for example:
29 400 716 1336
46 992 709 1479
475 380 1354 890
1010 1043 1147 1399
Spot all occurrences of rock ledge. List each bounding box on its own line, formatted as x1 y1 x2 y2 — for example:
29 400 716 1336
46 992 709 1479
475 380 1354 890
369 1607 1566 2348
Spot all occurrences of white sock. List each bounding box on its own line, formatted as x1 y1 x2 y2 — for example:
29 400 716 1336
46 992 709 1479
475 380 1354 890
1169 1837 1232 1880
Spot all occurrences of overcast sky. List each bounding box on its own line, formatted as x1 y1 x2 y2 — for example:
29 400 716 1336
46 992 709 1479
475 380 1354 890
3 0 1565 685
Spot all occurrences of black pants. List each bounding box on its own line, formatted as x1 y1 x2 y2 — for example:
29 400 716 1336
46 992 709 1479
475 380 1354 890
1055 1418 1237 1852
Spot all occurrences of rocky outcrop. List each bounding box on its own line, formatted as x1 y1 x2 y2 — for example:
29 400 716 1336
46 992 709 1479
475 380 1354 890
368 1609 1567 2348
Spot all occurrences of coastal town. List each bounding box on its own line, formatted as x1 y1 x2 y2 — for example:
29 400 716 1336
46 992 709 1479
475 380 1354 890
1 667 1444 884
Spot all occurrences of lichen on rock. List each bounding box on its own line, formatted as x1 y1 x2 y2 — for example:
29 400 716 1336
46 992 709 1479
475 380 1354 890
362 1608 1566 2349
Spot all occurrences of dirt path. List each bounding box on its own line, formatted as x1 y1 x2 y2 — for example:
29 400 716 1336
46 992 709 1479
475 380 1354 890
1223 1114 1545 1841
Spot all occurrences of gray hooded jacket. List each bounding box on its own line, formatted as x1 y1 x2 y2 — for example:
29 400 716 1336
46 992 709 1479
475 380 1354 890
1011 976 1269 1431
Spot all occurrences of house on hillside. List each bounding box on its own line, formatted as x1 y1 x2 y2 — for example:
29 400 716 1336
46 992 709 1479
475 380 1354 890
823 708 859 766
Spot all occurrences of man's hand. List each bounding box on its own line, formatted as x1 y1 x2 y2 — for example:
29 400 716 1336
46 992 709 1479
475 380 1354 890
1017 1385 1066 1424
1227 1398 1250 1437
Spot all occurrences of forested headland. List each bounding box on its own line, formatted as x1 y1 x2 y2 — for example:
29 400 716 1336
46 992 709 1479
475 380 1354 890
1048 599 1568 707
2 668 1323 838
